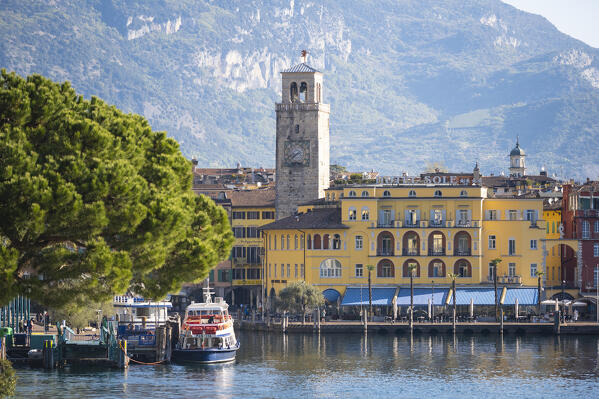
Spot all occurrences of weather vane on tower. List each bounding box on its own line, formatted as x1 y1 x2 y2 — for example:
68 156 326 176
301 49 308 63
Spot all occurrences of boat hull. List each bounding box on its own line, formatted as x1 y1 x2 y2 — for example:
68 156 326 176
172 344 239 364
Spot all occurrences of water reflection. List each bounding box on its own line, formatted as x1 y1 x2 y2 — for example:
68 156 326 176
14 332 599 399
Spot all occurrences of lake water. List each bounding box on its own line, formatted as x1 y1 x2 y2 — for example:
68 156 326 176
14 331 599 398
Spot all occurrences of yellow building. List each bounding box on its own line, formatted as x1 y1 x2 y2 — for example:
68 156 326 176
543 204 562 288
228 189 275 307
261 183 546 310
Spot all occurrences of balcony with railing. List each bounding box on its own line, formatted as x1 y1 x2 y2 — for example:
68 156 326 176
498 275 522 284
454 249 471 256
428 249 446 256
403 220 420 228
377 221 395 228
233 257 261 266
402 249 419 256
429 220 445 228
376 249 395 256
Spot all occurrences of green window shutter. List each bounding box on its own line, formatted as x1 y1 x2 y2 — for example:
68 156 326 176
209 270 214 281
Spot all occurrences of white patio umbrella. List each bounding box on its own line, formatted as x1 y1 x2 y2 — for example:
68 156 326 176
541 299 557 305
428 298 432 319
515 298 519 319
571 301 588 307
469 298 474 318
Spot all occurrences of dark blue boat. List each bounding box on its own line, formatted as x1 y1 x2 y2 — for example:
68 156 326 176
172 342 240 363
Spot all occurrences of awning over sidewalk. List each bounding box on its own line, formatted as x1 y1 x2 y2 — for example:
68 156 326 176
322 289 341 303
396 288 448 306
503 288 538 305
341 287 397 306
452 287 501 305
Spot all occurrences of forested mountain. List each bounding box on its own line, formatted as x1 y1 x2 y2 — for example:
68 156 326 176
2 0 598 177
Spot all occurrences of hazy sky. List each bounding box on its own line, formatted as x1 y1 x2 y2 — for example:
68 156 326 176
502 0 599 48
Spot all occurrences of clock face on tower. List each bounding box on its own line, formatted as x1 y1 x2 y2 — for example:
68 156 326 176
284 140 310 166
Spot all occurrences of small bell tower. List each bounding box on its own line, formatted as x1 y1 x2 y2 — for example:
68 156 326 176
275 51 330 219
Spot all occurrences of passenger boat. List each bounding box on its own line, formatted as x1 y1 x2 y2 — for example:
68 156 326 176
113 296 172 361
172 285 239 363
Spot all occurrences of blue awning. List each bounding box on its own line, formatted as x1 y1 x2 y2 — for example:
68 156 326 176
341 287 396 306
322 289 341 303
396 288 448 306
453 288 501 305
503 288 538 305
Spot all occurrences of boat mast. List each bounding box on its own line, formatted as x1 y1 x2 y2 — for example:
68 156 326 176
203 278 215 304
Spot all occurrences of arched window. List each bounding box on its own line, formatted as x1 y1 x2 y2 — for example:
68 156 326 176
348 190 356 197
361 208 370 221
281 235 285 250
286 234 290 249
332 234 341 250
455 259 472 277
408 190 416 198
402 260 420 278
377 231 395 256
300 234 304 249
299 82 308 102
454 231 471 256
361 190 369 197
434 190 442 197
307 234 312 249
348 207 357 221
402 231 419 256
428 260 446 277
323 234 330 250
320 258 342 278
313 234 322 250
377 259 395 278
274 234 277 250
294 234 298 250
290 82 298 102
383 190 391 197
460 190 468 197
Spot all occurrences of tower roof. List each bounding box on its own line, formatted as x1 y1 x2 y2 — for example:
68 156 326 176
510 137 525 156
282 63 320 73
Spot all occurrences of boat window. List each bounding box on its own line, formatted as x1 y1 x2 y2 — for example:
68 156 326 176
137 307 150 317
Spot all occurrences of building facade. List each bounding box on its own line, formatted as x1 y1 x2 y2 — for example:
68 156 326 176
261 185 546 306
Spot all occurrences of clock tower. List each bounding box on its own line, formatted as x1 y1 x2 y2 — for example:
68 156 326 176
275 54 330 219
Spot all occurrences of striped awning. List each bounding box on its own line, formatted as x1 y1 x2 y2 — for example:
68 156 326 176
503 288 538 305
451 287 502 305
341 287 396 306
396 288 448 306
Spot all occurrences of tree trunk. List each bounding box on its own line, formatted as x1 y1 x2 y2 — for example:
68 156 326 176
494 270 498 322
537 276 541 315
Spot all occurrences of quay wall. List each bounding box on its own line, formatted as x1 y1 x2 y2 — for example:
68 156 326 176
236 320 599 335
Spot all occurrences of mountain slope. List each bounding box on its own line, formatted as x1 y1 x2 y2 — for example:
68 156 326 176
1 0 598 178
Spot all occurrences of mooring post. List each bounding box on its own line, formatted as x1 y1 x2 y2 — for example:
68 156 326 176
554 311 561 335
43 339 54 369
500 308 504 335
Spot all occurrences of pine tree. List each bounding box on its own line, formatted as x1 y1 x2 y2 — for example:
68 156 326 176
0 70 233 307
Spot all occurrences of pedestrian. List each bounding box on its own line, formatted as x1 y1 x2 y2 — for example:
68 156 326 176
44 312 50 332
27 318 32 335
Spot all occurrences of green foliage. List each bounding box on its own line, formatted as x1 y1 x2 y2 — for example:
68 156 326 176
0 70 234 307
49 297 114 329
0 359 16 397
278 281 324 319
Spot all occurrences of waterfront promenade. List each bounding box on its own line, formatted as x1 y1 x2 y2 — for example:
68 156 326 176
238 319 599 335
